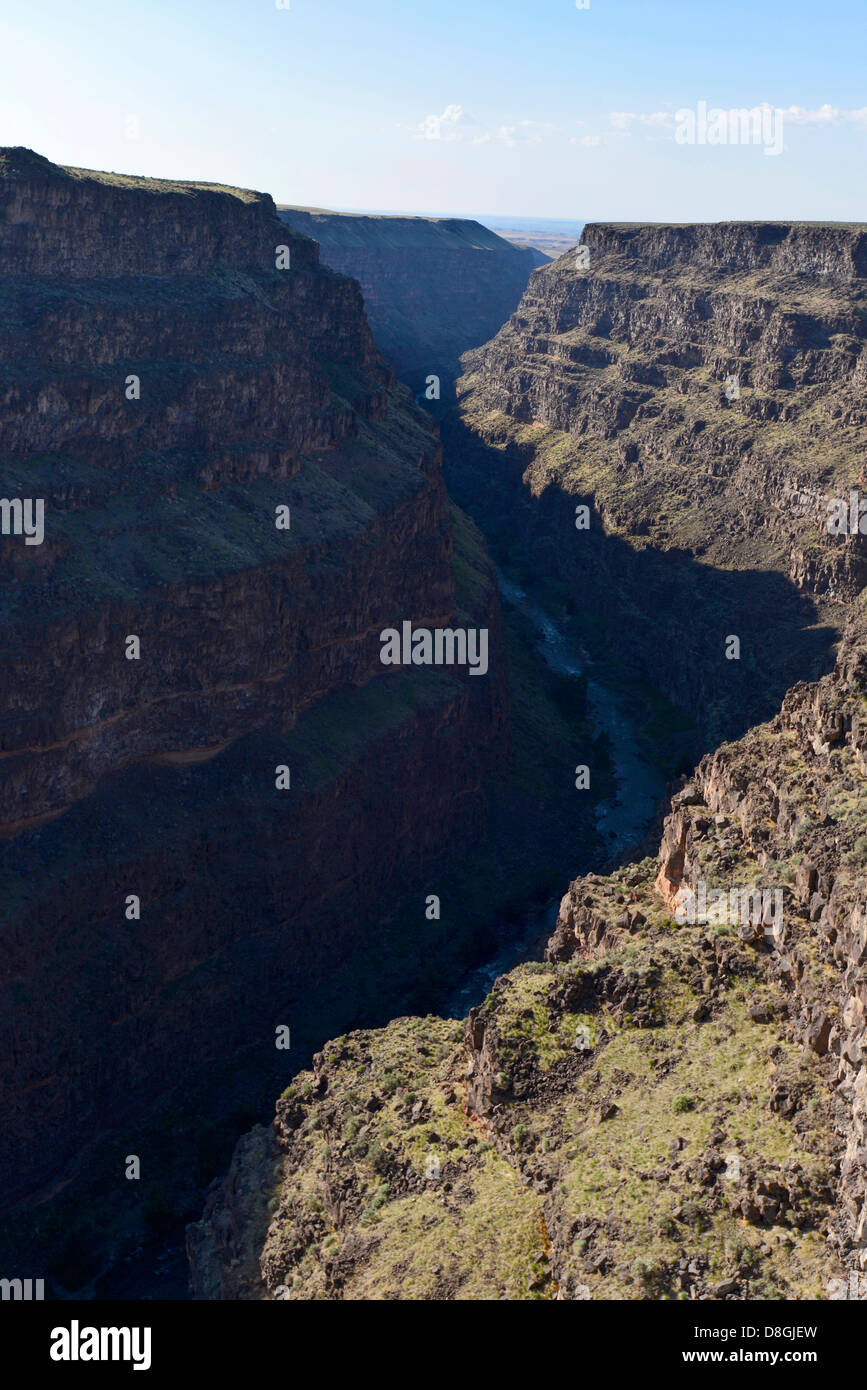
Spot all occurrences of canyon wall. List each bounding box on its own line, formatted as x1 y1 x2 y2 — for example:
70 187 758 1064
446 220 867 754
0 149 513 1282
277 207 546 394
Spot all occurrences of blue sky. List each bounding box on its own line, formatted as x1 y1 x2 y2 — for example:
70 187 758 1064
2 0 865 221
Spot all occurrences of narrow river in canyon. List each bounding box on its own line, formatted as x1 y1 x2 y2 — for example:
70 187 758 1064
440 566 667 1018
100 567 669 1301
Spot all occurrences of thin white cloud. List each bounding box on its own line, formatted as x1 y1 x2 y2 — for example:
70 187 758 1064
609 110 675 131
781 103 839 124
413 101 867 155
416 105 482 142
607 103 867 135
414 107 550 147
780 104 867 125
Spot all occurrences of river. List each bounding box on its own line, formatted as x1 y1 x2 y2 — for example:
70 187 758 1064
439 566 666 1017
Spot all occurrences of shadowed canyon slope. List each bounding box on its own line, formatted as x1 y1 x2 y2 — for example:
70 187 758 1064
277 207 547 394
1 151 615 1289
190 224 867 1300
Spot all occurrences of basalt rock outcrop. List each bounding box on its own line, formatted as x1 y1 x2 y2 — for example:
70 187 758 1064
0 150 522 1284
277 208 545 395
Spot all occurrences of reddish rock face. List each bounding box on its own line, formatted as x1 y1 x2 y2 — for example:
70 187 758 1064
0 149 509 1257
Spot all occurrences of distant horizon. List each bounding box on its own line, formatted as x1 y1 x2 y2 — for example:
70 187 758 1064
288 205 584 230
13 144 867 231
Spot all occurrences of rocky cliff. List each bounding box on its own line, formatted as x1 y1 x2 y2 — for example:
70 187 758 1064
189 223 867 1300
276 207 546 395
0 149 529 1286
445 220 867 756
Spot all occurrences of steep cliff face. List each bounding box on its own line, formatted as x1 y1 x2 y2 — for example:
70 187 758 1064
580 222 867 279
0 149 516 1279
277 208 545 393
0 147 321 278
0 149 442 832
446 221 867 754
191 611 866 1301
190 223 867 1301
649 607 867 1275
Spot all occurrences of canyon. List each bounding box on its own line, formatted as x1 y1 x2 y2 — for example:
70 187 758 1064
0 149 597 1292
2 149 865 1301
276 206 547 395
189 221 867 1300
